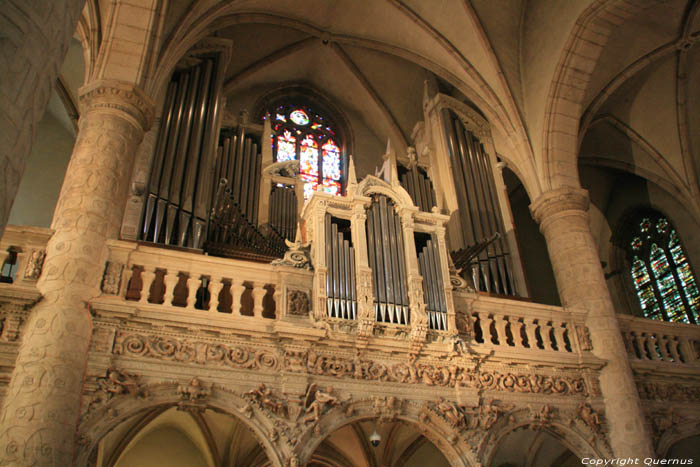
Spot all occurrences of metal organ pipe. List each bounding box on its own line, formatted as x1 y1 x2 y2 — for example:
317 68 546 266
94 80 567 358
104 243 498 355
417 236 447 330
399 165 437 213
442 109 515 296
141 56 222 249
366 195 409 325
323 215 356 320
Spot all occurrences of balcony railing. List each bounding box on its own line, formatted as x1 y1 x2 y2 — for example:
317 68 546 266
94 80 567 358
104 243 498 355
618 314 699 366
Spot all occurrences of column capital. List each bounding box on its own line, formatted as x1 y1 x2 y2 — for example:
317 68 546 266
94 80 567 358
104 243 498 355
529 187 589 225
79 79 155 131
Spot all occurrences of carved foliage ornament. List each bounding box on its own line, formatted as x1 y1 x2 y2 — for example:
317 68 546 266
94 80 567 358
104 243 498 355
112 331 590 396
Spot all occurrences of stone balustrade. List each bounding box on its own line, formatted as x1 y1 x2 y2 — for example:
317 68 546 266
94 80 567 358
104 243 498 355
618 314 699 366
454 294 592 359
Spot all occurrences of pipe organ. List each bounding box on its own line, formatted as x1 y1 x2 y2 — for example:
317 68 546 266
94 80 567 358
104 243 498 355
302 171 457 335
442 109 515 296
269 185 297 241
398 164 436 212
325 215 356 319
214 129 261 225
416 234 447 330
366 195 409 325
141 55 223 249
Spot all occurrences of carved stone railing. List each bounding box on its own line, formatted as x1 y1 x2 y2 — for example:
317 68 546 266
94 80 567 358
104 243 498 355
98 239 314 322
452 292 596 365
618 314 699 366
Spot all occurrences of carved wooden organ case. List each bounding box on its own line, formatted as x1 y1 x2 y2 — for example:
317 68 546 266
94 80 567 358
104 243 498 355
301 171 457 333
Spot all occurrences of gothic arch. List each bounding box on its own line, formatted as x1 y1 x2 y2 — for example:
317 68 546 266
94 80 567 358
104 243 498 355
76 383 285 467
656 421 700 458
296 399 478 467
480 418 607 466
541 0 650 190
356 175 416 211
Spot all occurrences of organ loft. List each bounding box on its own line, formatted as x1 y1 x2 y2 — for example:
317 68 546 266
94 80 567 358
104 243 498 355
0 1 699 466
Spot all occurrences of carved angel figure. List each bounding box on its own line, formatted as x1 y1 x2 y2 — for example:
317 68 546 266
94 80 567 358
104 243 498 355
302 384 338 424
437 397 466 429
577 402 602 434
98 367 141 398
246 383 288 418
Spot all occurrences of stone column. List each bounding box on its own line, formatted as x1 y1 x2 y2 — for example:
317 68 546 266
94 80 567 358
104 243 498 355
0 80 153 465
0 0 86 239
530 187 654 458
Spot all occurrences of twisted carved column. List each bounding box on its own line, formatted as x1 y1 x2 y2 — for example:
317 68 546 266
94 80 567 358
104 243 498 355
0 80 153 465
530 187 654 457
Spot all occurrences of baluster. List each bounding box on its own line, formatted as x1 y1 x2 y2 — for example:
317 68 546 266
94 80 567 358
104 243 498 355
139 267 156 305
494 314 508 346
163 270 179 306
622 330 635 356
472 312 482 343
512 318 525 347
657 334 671 361
668 336 682 362
678 337 696 363
120 264 133 299
552 321 566 352
231 280 245 315
273 285 282 319
524 318 538 349
634 331 646 359
186 275 200 311
252 282 267 318
644 333 659 361
208 276 223 312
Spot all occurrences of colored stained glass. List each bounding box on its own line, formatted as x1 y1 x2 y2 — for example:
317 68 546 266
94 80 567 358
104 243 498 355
322 139 341 180
300 135 318 176
630 257 662 320
322 179 341 196
268 103 344 198
627 213 699 325
631 237 642 250
300 173 318 199
290 109 309 125
276 130 296 162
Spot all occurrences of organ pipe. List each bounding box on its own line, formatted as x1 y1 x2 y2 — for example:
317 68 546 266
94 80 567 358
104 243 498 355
417 235 447 330
442 109 515 296
399 165 436 212
142 55 223 249
366 195 409 325
325 215 356 319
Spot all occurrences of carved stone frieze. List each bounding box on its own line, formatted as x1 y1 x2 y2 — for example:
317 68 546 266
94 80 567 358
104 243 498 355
287 290 310 316
529 404 555 429
637 381 700 401
113 331 280 370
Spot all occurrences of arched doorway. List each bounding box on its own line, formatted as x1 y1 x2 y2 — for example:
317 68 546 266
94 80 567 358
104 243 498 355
488 427 580 467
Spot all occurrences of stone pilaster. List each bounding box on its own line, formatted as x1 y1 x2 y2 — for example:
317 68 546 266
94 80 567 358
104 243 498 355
0 80 153 465
530 187 654 458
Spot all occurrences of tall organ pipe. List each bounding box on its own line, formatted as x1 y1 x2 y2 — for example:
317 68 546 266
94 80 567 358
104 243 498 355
366 195 409 325
442 109 515 296
142 55 222 249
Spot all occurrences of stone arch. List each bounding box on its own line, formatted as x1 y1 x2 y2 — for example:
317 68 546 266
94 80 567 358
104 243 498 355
480 417 607 466
76 383 285 467
657 421 700 459
541 0 649 190
356 175 416 212
296 398 479 466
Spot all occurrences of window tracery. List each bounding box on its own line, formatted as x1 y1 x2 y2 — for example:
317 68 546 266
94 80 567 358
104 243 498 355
264 104 343 199
625 211 699 324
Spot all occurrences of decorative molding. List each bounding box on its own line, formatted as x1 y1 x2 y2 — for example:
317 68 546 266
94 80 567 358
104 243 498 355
79 80 155 131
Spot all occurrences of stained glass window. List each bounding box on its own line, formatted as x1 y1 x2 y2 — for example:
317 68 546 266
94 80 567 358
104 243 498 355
265 104 344 199
625 211 699 324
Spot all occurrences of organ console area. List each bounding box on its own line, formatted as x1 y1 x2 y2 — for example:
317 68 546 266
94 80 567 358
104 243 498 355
139 53 518 332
